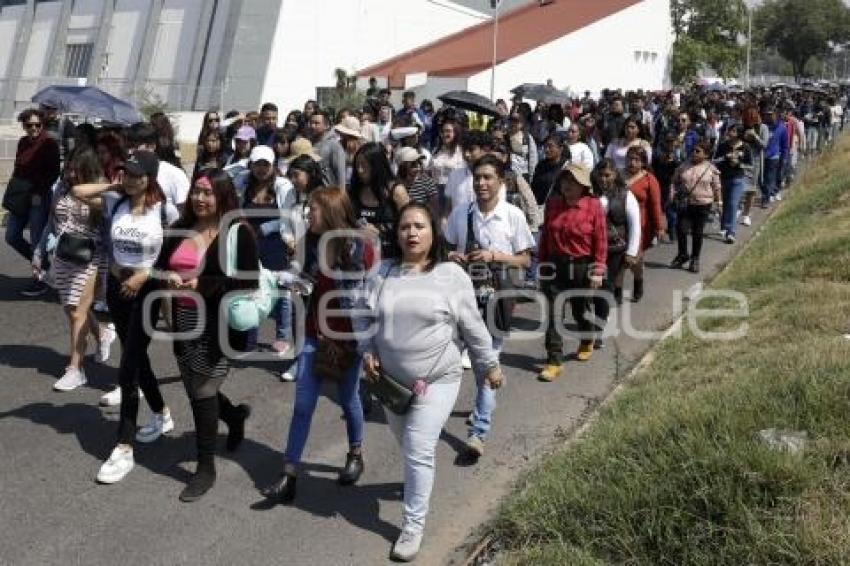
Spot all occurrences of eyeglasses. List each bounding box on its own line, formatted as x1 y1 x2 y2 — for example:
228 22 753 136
24 122 42 129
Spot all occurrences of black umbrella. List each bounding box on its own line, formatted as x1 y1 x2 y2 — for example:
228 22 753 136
32 85 141 125
511 83 570 104
437 90 500 117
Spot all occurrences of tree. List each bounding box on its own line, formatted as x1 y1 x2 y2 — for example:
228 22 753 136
670 0 748 83
755 0 850 81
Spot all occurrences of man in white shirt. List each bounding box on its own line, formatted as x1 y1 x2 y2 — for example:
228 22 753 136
127 122 189 210
444 154 534 460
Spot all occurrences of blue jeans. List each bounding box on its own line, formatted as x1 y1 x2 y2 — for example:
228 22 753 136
762 158 781 202
721 177 746 236
284 337 364 464
244 294 292 350
5 193 49 261
468 336 503 441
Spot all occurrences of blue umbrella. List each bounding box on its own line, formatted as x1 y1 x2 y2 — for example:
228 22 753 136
32 85 141 125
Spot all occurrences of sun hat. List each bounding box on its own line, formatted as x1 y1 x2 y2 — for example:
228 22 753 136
285 137 321 162
249 145 275 164
560 162 592 190
235 125 256 141
334 116 365 139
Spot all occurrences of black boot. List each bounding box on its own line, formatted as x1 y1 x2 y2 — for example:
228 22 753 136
180 454 216 502
180 396 218 502
261 472 297 504
218 393 251 452
670 254 689 269
632 279 644 302
339 450 364 486
688 258 700 273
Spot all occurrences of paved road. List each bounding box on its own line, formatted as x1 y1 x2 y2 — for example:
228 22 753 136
0 203 771 565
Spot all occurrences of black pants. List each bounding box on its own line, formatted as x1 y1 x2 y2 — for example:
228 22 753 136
676 204 711 259
106 275 166 445
543 256 596 359
172 304 241 459
595 250 625 330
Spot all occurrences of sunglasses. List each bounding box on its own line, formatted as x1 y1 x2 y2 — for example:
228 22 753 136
24 122 42 129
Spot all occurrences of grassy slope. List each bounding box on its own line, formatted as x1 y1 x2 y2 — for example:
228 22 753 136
494 138 850 565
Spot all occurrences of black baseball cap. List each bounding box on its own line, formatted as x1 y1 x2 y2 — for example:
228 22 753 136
121 150 159 178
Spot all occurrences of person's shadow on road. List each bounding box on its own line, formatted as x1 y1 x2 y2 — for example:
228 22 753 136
248 461 402 543
0 344 118 393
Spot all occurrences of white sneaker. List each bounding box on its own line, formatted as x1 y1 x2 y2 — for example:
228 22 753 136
93 300 109 313
100 386 122 407
774 193 783 201
280 370 296 382
391 529 423 562
460 350 472 370
740 215 752 226
53 367 87 392
135 409 174 443
96 445 134 484
97 323 116 363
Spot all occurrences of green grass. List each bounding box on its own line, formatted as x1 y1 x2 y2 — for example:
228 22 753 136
494 139 850 565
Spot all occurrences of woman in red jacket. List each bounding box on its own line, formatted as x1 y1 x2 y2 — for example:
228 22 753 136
624 145 665 302
538 163 607 383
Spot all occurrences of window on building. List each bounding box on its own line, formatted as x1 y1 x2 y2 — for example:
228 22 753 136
65 43 94 78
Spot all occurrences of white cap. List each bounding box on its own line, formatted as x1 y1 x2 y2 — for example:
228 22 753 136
249 145 275 164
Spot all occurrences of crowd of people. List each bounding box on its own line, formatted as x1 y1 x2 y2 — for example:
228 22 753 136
2 81 845 561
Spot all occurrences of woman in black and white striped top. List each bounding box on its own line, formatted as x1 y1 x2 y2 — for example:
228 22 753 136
33 148 116 392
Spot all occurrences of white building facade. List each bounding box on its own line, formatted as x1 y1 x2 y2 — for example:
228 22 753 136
0 0 504 118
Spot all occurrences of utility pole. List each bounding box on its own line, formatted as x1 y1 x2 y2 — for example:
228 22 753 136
746 6 752 88
490 0 501 102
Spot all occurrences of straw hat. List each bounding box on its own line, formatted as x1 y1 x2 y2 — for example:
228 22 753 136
285 137 321 162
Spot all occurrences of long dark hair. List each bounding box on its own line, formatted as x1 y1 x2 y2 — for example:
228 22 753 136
350 142 396 210
150 112 182 168
392 202 444 270
197 128 226 168
591 158 627 197
287 155 324 194
177 168 240 230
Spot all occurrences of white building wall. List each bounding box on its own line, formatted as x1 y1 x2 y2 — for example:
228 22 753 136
20 1 60 79
466 0 673 99
0 5 26 80
148 0 204 105
104 0 150 81
260 0 485 113
67 0 103 44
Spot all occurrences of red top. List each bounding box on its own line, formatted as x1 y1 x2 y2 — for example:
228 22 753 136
539 194 607 275
627 171 664 251
13 131 60 196
306 242 375 340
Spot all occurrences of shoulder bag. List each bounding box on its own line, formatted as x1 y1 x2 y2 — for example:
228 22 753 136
465 205 515 332
2 177 34 217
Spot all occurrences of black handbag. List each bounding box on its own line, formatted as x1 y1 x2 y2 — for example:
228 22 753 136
55 232 96 265
365 367 415 415
2 177 33 217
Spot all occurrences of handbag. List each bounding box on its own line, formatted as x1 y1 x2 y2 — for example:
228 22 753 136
313 334 357 382
55 232 96 265
465 205 516 332
2 177 33 217
224 222 278 331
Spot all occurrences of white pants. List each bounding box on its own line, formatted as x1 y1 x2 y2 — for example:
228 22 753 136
387 380 461 535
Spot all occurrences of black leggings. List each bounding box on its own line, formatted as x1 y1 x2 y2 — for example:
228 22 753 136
544 257 594 358
106 275 166 445
595 250 625 330
676 204 711 259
